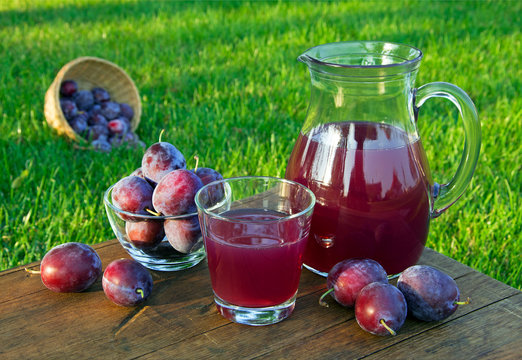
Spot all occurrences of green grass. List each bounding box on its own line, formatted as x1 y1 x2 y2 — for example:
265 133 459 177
0 0 520 289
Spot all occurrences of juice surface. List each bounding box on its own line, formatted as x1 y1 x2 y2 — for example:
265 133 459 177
285 121 431 275
203 208 307 307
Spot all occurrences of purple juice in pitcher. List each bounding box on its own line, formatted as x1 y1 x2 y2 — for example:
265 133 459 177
285 121 432 275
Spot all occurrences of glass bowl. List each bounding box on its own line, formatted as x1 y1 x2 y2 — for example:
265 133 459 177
103 184 205 271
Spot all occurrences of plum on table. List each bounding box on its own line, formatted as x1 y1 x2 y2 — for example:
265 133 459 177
320 258 388 307
40 242 102 293
102 259 153 307
355 282 407 336
397 265 470 322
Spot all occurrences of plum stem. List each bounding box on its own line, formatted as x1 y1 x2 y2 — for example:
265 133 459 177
319 288 334 307
387 273 400 280
136 288 145 299
145 208 162 216
158 129 165 143
454 297 471 305
380 319 396 336
24 268 41 275
194 155 200 172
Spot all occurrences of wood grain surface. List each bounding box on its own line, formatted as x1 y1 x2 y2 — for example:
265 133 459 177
1 240 520 359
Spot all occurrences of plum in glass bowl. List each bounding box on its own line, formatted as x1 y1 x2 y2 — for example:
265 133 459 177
104 183 205 272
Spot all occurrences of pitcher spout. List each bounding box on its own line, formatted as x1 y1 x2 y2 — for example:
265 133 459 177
297 53 313 66
297 41 423 78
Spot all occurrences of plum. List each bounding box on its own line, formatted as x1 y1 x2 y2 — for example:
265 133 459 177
355 282 407 336
320 258 388 307
112 132 145 150
100 101 121 120
73 90 94 111
60 80 78 97
130 167 156 188
122 132 145 148
58 82 142 153
109 134 124 148
68 113 89 135
141 142 186 183
87 124 109 141
40 242 102 293
141 241 179 258
397 265 469 321
126 220 165 249
102 259 153 307
91 138 112 153
164 215 201 253
194 167 223 185
110 133 141 149
60 98 78 120
91 87 110 103
108 117 129 135
88 112 108 127
152 169 203 215
193 166 225 203
88 103 102 116
119 103 134 120
130 167 144 178
111 176 154 216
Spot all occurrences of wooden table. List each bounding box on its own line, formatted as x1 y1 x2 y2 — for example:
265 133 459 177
1 240 520 359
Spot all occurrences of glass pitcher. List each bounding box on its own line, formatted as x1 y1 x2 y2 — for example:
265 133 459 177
285 41 481 276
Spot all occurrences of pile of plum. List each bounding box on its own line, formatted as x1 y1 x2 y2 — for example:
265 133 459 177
111 139 222 253
320 259 470 336
32 141 222 307
59 80 144 152
34 242 152 307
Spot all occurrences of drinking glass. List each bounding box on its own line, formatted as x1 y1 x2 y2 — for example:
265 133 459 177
195 176 315 326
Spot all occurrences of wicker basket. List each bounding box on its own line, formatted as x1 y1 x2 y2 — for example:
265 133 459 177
44 56 141 142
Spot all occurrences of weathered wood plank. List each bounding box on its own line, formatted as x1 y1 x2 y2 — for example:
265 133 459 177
137 291 352 360
0 241 324 359
0 262 218 359
365 293 522 359
0 241 520 360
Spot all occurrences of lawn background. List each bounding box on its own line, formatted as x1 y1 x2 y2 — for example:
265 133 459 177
0 0 520 289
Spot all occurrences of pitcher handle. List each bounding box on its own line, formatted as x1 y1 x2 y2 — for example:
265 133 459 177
414 82 481 218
